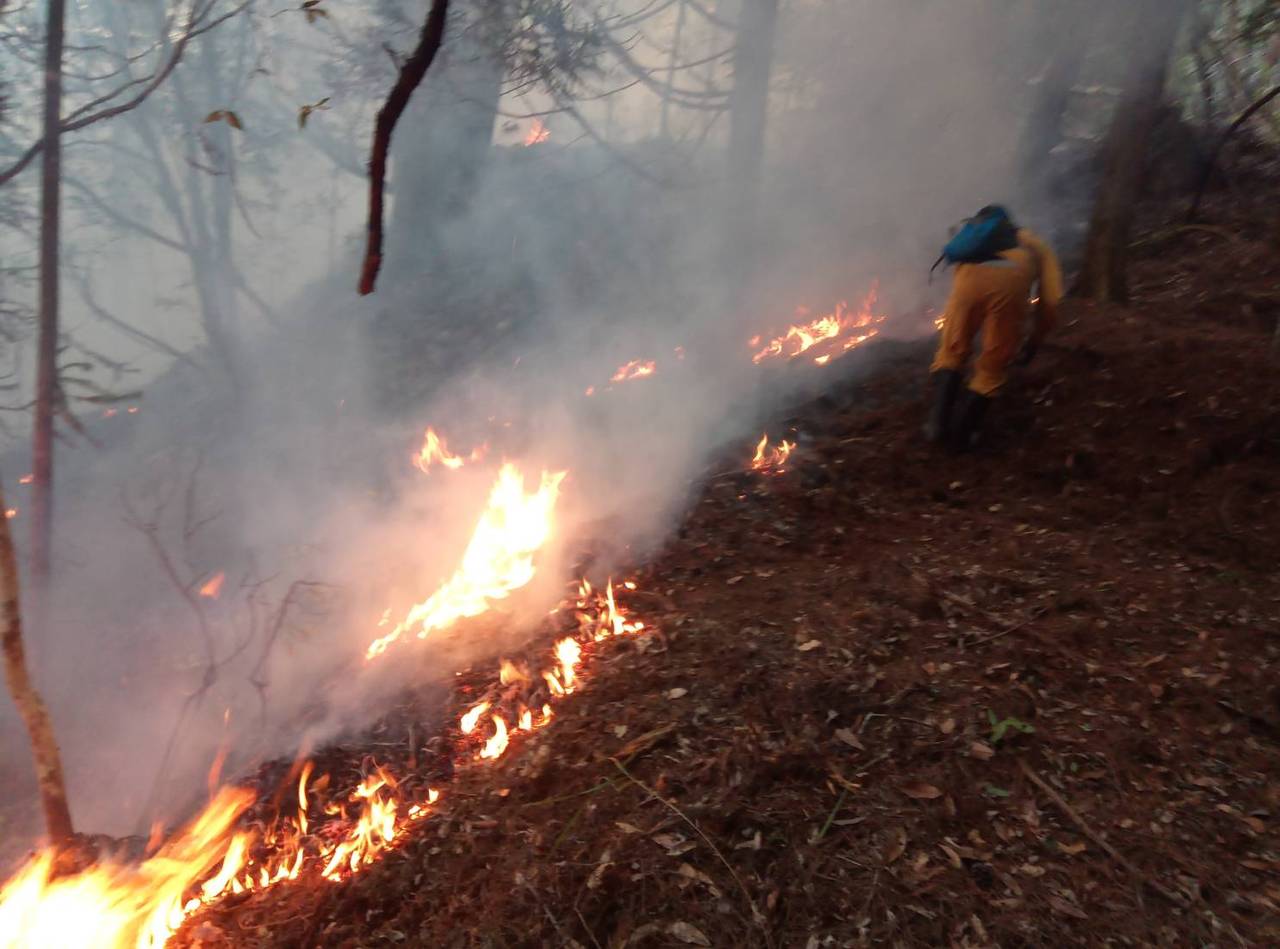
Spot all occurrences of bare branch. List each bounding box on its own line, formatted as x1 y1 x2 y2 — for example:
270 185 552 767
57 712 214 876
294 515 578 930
0 0 251 188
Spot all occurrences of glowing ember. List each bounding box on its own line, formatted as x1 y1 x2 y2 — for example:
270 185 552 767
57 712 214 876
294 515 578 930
3 509 15 520
414 428 486 474
610 359 657 383
751 433 795 474
751 285 886 365
199 572 225 599
366 463 567 659
523 118 550 146
18 474 32 485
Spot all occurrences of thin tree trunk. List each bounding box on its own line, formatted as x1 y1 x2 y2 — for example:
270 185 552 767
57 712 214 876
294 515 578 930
1 476 74 844
1073 0 1189 303
31 0 66 589
659 0 689 138
1017 0 1098 181
724 0 778 282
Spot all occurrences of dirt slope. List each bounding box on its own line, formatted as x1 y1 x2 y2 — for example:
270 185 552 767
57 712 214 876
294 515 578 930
181 162 1280 947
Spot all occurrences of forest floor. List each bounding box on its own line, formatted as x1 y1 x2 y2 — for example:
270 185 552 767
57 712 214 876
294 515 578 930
163 157 1280 946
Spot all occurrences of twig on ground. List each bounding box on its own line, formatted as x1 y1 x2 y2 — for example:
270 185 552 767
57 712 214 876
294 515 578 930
1018 759 1188 906
611 756 771 942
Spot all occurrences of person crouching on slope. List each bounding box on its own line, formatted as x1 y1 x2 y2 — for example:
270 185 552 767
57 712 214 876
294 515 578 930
925 205 1063 451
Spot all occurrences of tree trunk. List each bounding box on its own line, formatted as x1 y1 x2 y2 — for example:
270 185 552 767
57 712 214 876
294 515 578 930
1073 0 1188 304
724 0 778 284
659 0 689 138
1 476 74 844
31 0 66 589
1017 0 1098 181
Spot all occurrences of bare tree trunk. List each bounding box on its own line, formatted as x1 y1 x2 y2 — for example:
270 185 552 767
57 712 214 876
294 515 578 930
1073 0 1189 303
1017 0 1099 180
659 0 689 138
30 0 66 589
1 476 74 844
724 0 778 284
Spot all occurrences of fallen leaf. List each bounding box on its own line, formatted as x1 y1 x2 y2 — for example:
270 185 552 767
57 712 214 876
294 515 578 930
586 851 612 890
883 827 908 864
615 821 643 835
1047 895 1089 919
668 921 711 946
940 717 956 735
834 728 865 750
970 741 995 760
666 688 688 700
1019 863 1047 878
1058 840 1087 856
900 782 943 800
726 575 744 585
1241 858 1272 872
797 639 822 652
677 862 722 896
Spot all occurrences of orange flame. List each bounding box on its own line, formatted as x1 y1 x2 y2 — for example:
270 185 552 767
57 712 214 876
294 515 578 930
199 572 225 599
0 540 649 947
751 433 795 474
414 428 486 474
610 359 657 383
366 463 567 659
523 119 550 146
751 285 885 365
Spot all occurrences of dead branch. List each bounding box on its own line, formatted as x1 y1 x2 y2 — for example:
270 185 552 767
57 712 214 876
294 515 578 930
356 0 450 296
1188 84 1280 221
0 475 75 844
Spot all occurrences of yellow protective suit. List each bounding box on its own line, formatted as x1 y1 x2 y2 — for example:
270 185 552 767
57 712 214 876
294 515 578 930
930 228 1063 396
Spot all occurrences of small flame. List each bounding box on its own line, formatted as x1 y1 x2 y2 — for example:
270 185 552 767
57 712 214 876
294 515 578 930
18 474 32 485
751 433 795 474
414 428 486 474
610 359 657 383
499 659 529 685
751 285 886 365
199 572 226 599
554 638 582 692
478 715 509 760
460 701 490 735
523 119 550 146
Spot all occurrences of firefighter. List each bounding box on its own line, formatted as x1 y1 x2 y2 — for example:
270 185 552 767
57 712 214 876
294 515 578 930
924 206 1063 451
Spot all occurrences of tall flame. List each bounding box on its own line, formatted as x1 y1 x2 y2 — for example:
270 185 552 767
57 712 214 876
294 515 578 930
366 464 566 659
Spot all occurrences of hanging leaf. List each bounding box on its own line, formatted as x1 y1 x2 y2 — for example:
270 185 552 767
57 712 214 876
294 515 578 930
203 110 243 131
297 97 331 129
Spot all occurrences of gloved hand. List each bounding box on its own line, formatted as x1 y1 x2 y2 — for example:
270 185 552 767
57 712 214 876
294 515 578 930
1014 341 1038 367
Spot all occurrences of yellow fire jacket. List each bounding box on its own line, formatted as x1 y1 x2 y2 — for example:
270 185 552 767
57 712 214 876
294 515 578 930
930 228 1064 396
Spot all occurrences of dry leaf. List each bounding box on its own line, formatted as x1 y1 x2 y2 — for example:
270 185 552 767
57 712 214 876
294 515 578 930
586 851 612 890
666 687 688 700
1047 895 1089 920
883 827 908 864
615 821 643 835
1058 841 1087 856
677 862 722 897
900 782 943 800
969 741 995 760
1019 863 1047 877
834 728 865 750
797 639 822 652
668 921 711 946
940 717 956 735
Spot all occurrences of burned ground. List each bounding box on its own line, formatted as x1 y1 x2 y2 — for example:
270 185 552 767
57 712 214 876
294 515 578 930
163 151 1280 949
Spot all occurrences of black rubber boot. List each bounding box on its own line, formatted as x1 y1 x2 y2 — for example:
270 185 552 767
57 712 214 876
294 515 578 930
922 369 962 445
950 389 991 453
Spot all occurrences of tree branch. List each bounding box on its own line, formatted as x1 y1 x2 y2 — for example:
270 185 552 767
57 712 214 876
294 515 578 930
0 0 251 188
1187 84 1280 220
357 0 450 296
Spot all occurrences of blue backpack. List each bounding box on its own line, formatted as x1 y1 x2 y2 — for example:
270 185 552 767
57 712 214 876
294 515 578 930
930 205 1020 278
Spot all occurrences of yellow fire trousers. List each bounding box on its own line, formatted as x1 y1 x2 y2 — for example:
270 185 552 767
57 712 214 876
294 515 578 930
930 229 1063 396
